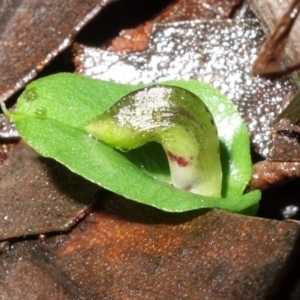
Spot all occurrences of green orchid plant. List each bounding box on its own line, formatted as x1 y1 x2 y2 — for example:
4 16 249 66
1 73 260 214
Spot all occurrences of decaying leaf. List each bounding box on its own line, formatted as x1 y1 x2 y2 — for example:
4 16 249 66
244 0 300 191
1 196 299 299
275 92 300 125
0 140 97 240
251 160 300 191
249 0 300 70
268 119 300 161
75 19 296 157
252 0 300 78
108 0 242 52
0 0 113 103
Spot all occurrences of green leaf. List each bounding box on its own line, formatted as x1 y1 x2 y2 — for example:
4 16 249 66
4 73 260 213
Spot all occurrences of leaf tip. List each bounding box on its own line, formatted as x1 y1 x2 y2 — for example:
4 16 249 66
0 102 14 119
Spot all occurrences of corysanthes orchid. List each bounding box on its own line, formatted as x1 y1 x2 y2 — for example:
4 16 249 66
85 85 222 197
0 74 260 213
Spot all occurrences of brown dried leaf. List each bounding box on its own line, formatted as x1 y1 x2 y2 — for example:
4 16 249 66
251 160 300 191
1 197 299 299
268 119 300 161
249 0 300 151
0 113 19 163
75 19 296 157
109 0 242 52
275 92 300 125
0 0 112 104
0 141 97 240
0 143 15 166
252 0 300 78
249 0 300 69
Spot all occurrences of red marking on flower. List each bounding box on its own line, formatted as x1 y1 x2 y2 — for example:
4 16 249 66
167 151 189 167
